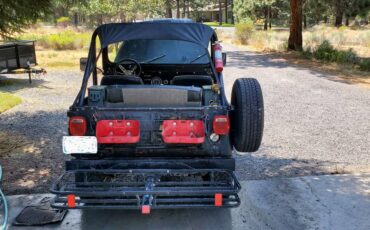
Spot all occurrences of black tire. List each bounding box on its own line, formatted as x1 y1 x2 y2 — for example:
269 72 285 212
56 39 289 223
230 78 264 152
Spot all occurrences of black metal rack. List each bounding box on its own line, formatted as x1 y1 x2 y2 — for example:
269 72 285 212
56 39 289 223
51 159 241 210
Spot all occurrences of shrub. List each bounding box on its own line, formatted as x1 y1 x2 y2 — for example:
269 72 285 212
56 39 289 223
56 17 71 27
30 30 90 50
359 59 370 71
313 40 335 61
56 17 70 23
235 18 254 44
311 40 359 64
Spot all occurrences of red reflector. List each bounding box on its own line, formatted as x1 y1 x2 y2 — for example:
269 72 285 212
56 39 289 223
69 116 87 136
96 120 140 144
215 193 223 207
162 120 205 144
142 205 150 214
213 115 230 135
67 194 76 208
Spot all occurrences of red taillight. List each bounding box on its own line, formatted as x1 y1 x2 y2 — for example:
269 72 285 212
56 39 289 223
69 116 87 136
96 120 140 144
162 120 205 144
213 115 230 135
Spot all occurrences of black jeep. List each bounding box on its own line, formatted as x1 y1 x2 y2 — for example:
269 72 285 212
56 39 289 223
51 20 264 213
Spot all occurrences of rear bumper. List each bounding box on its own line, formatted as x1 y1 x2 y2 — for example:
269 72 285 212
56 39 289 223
50 158 241 210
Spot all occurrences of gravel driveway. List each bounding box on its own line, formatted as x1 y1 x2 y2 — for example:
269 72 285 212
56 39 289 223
0 43 369 195
222 43 370 180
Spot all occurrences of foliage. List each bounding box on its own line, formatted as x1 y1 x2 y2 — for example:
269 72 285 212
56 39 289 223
312 40 359 63
359 58 370 71
0 93 22 114
56 17 71 23
235 18 255 44
0 0 52 38
17 30 91 50
233 0 289 25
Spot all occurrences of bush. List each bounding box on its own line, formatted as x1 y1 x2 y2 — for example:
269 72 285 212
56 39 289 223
56 17 70 23
42 31 89 50
16 30 90 50
235 18 254 44
56 17 71 27
313 40 359 64
359 59 370 71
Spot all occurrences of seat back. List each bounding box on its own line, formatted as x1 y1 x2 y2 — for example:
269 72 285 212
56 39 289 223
106 85 202 107
171 75 213 87
101 75 143 85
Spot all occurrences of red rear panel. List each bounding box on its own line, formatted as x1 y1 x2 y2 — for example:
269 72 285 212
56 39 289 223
162 120 205 144
96 120 140 144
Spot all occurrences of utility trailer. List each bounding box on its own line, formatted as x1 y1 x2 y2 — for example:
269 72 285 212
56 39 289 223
51 20 264 214
0 40 45 83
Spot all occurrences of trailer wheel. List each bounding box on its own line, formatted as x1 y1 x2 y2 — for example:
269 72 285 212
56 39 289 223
230 78 264 152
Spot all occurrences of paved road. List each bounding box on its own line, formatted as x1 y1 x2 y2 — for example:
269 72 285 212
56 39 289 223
6 174 370 230
0 43 369 195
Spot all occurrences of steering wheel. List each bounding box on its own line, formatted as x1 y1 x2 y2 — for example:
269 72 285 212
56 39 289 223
115 58 142 76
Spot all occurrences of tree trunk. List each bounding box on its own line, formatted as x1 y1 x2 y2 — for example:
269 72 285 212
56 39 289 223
230 0 234 24
288 0 303 51
218 0 222 25
269 6 272 29
165 0 172 18
183 0 186 18
335 10 343 27
345 14 349 26
303 14 307 29
176 0 180 18
74 12 78 27
187 1 190 18
225 0 228 24
264 7 268 30
267 6 271 29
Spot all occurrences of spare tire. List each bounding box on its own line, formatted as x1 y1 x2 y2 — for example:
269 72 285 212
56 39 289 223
230 78 264 152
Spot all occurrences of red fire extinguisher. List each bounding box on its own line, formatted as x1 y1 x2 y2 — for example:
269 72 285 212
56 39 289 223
213 42 223 73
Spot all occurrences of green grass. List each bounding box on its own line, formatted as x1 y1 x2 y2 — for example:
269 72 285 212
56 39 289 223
203 22 235 27
0 92 22 113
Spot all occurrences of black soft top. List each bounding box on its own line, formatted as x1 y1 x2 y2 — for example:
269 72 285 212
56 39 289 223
95 21 216 49
75 21 218 106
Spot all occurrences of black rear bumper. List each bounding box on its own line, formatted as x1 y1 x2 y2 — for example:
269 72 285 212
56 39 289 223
50 158 241 210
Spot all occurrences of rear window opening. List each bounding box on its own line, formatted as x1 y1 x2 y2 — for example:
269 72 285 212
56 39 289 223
108 39 210 64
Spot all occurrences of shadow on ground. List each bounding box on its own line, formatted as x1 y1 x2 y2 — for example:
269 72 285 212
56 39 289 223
0 110 68 195
0 74 49 92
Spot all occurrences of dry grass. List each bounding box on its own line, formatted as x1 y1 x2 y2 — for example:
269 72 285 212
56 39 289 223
273 51 370 88
229 24 370 58
36 49 87 69
304 25 370 58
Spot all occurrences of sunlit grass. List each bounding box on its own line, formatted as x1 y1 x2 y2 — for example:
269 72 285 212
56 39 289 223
204 22 235 27
36 49 87 69
0 92 22 113
230 24 370 58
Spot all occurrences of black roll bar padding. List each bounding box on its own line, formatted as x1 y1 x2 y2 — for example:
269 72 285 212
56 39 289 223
75 31 98 106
